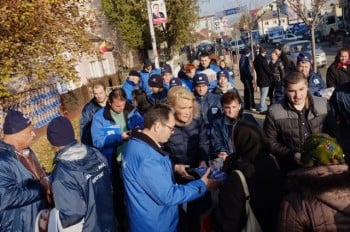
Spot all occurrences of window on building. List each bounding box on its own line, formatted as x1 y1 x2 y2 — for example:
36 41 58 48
265 21 269 25
89 60 104 78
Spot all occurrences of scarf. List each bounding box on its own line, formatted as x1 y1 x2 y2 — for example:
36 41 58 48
336 60 350 69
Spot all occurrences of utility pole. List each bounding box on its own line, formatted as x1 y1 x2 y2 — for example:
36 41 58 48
146 0 160 68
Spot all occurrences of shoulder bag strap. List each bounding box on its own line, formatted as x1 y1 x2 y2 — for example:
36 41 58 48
234 169 249 198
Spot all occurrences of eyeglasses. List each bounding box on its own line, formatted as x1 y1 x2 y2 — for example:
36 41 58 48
162 122 175 132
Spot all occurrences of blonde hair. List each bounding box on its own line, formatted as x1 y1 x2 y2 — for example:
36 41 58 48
167 86 195 106
167 86 200 121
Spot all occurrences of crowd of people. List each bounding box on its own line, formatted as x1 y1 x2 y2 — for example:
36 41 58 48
0 45 350 232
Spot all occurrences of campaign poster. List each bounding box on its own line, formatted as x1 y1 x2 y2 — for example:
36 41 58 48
151 0 168 25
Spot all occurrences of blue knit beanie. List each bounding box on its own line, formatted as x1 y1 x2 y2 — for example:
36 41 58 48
47 116 75 146
3 110 31 135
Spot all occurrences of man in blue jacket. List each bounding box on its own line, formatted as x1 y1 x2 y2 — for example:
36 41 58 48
122 104 217 232
47 116 117 232
0 110 48 231
139 59 161 95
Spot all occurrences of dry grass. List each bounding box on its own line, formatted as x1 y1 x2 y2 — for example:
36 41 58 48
32 117 81 173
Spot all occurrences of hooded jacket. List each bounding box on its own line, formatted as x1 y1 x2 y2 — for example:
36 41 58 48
0 141 46 232
122 131 206 232
278 164 350 232
51 142 116 232
211 120 283 232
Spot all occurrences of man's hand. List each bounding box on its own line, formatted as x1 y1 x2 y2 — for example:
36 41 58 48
201 168 221 191
121 131 131 141
174 164 194 180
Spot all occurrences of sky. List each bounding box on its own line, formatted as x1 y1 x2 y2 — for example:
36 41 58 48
198 0 273 16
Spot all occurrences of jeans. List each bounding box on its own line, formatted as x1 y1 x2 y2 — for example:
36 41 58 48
258 86 269 112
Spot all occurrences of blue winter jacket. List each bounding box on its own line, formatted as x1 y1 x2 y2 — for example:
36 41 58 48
0 141 46 232
91 105 132 167
51 141 116 231
196 64 221 91
165 117 210 167
178 71 193 91
80 98 103 146
147 88 168 105
122 80 139 104
308 71 326 97
140 68 161 95
210 113 258 155
123 131 206 232
127 108 144 130
195 92 222 126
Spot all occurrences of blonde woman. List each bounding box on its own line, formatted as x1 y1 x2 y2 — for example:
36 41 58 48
165 86 211 232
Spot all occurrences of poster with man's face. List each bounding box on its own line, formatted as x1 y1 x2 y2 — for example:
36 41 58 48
152 0 168 25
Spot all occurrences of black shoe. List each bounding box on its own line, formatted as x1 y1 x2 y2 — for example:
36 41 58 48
259 111 267 115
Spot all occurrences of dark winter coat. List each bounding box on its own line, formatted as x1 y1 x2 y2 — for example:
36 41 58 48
80 98 103 146
326 62 350 88
278 164 350 232
263 94 329 173
211 120 284 232
328 82 350 155
210 113 257 155
52 142 116 231
0 141 46 232
165 117 209 168
269 59 284 81
308 71 326 97
239 55 253 81
195 92 221 125
253 54 273 88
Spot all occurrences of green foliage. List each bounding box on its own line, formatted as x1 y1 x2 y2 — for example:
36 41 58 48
100 0 147 49
0 0 95 97
100 0 199 59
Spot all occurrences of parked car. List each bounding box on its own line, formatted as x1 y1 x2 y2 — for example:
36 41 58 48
303 30 322 43
197 41 215 53
281 40 327 68
272 33 298 46
230 39 246 54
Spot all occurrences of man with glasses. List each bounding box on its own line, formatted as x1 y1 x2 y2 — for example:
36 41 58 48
122 104 217 232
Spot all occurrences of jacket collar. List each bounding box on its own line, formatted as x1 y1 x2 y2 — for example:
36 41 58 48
131 130 171 157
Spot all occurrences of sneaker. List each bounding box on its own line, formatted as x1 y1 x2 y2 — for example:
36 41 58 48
249 107 257 112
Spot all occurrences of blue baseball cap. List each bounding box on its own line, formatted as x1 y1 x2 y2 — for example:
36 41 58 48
297 52 312 63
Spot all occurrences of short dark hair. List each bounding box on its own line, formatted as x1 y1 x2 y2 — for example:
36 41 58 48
132 89 152 113
220 90 242 106
199 52 210 58
283 71 308 88
143 104 173 129
259 47 266 54
108 87 127 102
